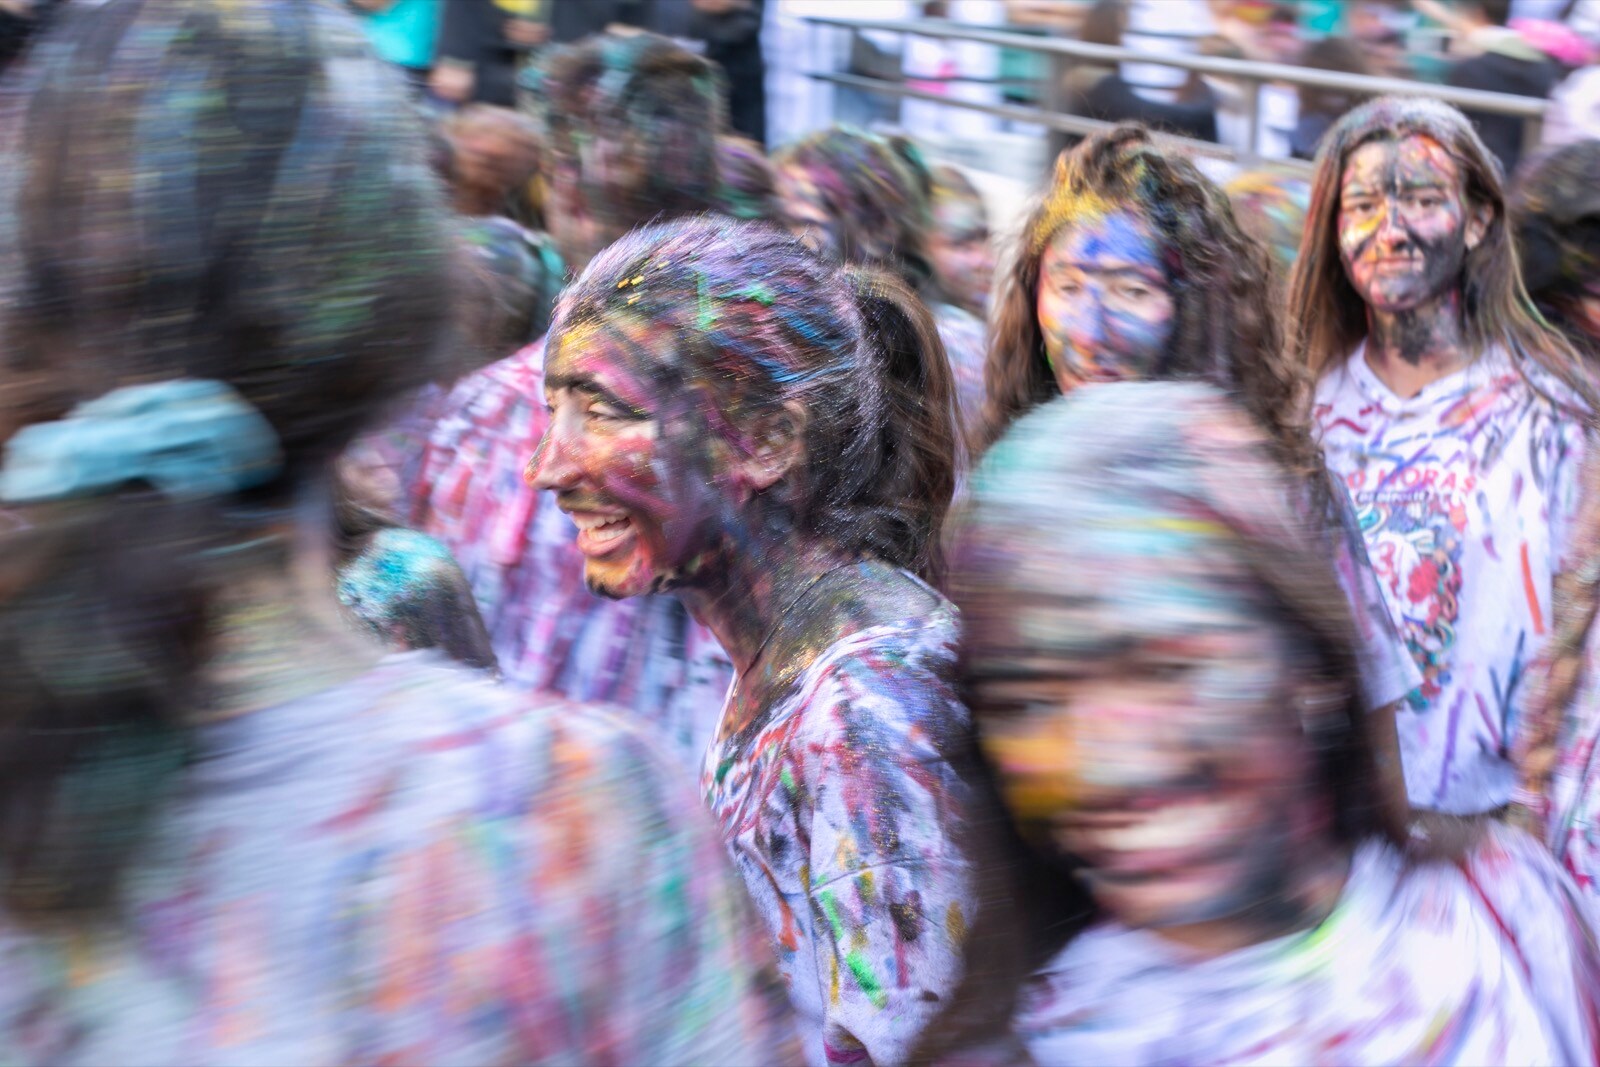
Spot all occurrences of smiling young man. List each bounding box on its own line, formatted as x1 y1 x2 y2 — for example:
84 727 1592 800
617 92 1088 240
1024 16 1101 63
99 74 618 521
1289 97 1596 830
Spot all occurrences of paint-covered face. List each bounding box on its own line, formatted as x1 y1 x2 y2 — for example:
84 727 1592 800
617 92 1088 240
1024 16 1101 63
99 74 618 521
964 552 1321 932
1337 134 1484 313
529 319 730 599
1036 210 1176 386
929 196 994 314
775 164 839 260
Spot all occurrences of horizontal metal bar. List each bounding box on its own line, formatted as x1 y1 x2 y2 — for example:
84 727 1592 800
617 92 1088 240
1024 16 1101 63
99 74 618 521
804 16 1549 118
809 69 1317 177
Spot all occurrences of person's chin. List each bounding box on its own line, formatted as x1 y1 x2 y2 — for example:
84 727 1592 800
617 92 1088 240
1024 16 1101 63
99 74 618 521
583 560 655 601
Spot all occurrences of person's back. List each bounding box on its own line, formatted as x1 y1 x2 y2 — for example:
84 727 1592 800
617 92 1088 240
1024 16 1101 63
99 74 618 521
0 656 791 1065
0 4 791 1060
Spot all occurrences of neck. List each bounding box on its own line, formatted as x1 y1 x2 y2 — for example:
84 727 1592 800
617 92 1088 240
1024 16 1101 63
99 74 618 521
678 530 854 676
1151 825 1352 958
200 478 384 721
1362 288 1472 399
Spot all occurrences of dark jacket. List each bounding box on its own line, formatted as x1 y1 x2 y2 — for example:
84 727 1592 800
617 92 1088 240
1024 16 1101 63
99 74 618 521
1447 41 1561 176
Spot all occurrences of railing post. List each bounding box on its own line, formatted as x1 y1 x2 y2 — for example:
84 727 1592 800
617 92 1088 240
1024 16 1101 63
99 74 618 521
1244 76 1262 161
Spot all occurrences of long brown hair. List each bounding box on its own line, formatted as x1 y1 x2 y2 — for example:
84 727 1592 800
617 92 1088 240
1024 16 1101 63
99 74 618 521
982 125 1323 494
1287 95 1597 415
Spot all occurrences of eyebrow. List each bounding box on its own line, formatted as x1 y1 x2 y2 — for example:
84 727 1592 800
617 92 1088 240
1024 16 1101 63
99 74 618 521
544 374 649 417
1048 262 1162 280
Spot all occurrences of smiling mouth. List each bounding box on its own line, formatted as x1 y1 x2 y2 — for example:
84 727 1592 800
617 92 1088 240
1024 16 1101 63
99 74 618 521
1063 794 1248 878
568 510 636 558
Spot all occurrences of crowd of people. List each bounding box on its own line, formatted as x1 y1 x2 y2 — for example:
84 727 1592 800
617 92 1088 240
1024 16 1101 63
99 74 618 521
4 0 1600 1065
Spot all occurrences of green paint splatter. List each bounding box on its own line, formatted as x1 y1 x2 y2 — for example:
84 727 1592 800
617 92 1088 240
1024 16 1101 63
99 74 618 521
845 951 888 1008
780 766 797 794
818 889 844 940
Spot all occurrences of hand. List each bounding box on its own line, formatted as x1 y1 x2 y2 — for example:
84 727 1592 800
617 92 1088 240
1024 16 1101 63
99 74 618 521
429 61 475 104
692 0 752 13
1403 810 1486 862
347 0 398 12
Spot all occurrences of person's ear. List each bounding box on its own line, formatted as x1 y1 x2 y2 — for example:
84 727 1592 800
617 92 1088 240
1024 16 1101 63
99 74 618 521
737 400 808 493
1464 201 1492 252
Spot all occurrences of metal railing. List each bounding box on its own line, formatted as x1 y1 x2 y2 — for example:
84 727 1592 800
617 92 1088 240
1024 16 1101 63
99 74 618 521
803 16 1550 175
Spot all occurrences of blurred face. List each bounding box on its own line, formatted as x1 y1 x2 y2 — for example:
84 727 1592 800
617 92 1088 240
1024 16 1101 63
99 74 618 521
1337 134 1487 314
1036 210 1176 386
929 195 994 314
528 319 730 599
964 557 1324 932
775 164 839 259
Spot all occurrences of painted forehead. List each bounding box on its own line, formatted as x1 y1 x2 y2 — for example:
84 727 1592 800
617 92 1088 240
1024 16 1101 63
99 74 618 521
546 314 680 409
961 520 1272 670
1340 134 1464 191
1042 208 1167 276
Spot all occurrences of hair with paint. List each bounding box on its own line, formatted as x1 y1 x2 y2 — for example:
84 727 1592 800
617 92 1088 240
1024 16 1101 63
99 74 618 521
441 103 542 218
547 215 957 583
982 126 1319 489
456 215 566 357
947 383 1401 1023
932 162 984 217
1510 139 1600 360
1224 168 1310 281
712 134 781 223
773 125 937 292
530 31 723 268
0 0 449 918
1287 96 1596 408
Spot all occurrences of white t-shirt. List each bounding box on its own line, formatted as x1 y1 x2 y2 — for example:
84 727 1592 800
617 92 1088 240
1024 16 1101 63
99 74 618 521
1020 825 1600 1066
701 579 982 1067
1314 344 1588 814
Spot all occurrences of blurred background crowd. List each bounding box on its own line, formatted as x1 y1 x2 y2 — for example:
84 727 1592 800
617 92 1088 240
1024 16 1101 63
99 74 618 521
4 1 1600 1065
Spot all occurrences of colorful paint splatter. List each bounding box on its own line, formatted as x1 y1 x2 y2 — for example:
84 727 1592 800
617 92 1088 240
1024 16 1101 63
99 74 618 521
0 653 795 1064
1020 823 1600 1065
410 341 733 764
336 526 496 671
1315 346 1589 813
701 583 979 1066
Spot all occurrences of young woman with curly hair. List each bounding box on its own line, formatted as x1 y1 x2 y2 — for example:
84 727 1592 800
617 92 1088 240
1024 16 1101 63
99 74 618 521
980 126 1422 825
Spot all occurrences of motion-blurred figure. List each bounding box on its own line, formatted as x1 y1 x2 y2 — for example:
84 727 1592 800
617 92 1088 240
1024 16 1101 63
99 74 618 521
951 383 1600 1064
928 163 995 319
0 3 792 1061
773 126 988 447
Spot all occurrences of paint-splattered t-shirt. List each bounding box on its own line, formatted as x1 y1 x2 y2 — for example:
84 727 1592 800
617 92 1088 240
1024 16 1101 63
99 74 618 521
336 526 497 671
1020 824 1600 1066
701 583 981 1066
411 341 733 764
0 653 794 1066
1314 345 1589 814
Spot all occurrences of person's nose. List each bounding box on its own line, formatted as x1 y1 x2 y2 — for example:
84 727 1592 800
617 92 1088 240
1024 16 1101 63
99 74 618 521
526 412 583 491
1066 292 1108 354
1374 198 1410 254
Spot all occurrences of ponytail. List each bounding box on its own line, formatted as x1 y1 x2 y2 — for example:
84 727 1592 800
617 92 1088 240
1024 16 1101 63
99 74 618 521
843 266 959 585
